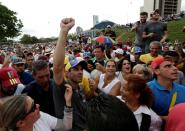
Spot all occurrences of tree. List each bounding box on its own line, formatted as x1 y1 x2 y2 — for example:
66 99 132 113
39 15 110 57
20 34 32 44
0 3 23 41
68 33 78 41
20 34 39 44
31 36 39 43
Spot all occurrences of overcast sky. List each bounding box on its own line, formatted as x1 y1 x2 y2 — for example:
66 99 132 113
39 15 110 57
1 0 185 38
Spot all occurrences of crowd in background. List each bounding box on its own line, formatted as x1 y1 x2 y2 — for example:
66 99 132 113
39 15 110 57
0 9 185 131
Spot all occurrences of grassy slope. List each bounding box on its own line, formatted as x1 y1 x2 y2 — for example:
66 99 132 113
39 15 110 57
116 18 185 43
167 18 185 42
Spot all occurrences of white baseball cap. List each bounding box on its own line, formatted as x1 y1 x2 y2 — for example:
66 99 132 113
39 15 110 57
107 25 111 28
114 48 123 55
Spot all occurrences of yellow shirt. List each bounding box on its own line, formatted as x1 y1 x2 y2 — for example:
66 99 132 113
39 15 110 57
80 76 90 94
139 53 161 64
64 75 90 95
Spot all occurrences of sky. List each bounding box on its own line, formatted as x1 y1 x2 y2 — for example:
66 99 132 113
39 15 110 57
1 0 185 38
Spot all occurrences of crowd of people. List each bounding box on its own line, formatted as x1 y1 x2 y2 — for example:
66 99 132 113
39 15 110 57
0 9 185 131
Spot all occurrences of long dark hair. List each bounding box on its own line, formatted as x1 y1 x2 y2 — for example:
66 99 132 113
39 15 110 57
117 57 132 72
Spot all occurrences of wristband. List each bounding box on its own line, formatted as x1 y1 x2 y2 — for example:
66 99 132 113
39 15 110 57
64 106 73 112
65 105 72 108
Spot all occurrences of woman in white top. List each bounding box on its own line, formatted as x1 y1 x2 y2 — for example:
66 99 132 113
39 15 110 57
116 58 132 88
119 74 162 131
0 84 73 131
94 59 121 96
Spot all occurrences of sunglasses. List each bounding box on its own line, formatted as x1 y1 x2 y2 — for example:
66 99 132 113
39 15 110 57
27 101 37 115
20 101 37 120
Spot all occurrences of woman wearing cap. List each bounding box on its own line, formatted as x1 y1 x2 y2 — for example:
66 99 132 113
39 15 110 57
119 74 162 131
0 84 73 131
92 59 121 96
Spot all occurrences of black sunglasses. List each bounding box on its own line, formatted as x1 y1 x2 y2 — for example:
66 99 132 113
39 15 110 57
20 101 36 120
15 101 37 122
27 101 36 115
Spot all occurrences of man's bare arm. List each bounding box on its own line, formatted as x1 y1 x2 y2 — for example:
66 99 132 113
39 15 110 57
53 18 75 86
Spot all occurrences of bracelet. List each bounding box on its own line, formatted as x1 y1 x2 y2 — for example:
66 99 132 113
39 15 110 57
64 106 73 112
65 105 72 108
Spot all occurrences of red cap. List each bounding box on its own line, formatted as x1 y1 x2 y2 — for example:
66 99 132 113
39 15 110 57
151 56 165 69
0 67 20 89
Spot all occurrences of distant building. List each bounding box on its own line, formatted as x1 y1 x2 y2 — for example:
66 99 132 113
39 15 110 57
92 20 115 30
83 29 98 38
141 0 182 18
82 19 116 38
93 15 99 26
76 26 83 35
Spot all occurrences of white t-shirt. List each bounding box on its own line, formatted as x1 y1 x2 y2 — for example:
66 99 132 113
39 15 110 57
134 105 162 131
98 74 120 94
116 71 127 88
83 69 91 78
117 97 162 131
14 84 25 95
33 112 57 131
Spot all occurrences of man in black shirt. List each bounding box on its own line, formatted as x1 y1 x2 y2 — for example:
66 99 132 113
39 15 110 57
22 60 55 116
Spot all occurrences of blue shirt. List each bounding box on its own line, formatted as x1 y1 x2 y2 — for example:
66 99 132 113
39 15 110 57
148 79 185 116
19 71 34 85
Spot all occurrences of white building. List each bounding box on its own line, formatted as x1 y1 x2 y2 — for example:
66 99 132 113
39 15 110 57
93 15 99 26
141 0 182 18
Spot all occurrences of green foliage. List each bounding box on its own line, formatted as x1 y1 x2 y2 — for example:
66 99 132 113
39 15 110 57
68 34 78 41
167 18 185 42
31 36 39 43
20 34 57 44
0 3 23 41
113 26 134 42
20 34 39 44
39 37 57 43
114 18 185 43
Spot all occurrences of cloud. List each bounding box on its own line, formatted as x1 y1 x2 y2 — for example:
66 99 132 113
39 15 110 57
0 0 148 38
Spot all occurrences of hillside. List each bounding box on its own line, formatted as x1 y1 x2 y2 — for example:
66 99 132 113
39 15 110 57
168 18 185 42
115 18 185 43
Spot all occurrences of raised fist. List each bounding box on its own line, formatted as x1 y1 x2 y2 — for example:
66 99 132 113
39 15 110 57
60 18 75 32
